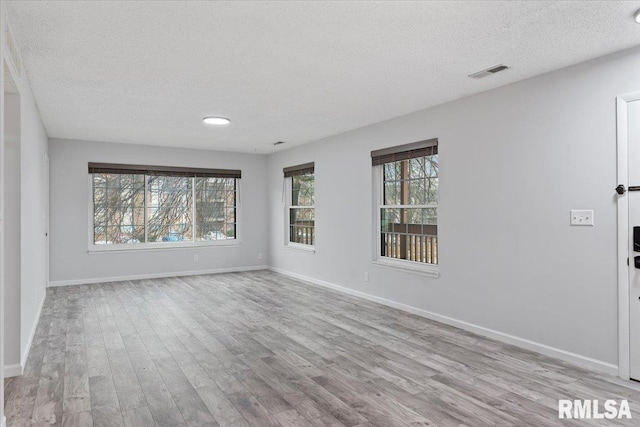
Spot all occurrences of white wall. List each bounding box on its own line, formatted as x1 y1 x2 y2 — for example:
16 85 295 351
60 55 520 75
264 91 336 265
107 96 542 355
2 67 49 376
267 46 640 370
49 139 268 284
4 93 20 370
1 6 50 418
1 4 8 423
19 78 48 368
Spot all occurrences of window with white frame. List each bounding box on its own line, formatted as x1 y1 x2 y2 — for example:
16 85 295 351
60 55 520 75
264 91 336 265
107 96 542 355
89 163 240 247
284 162 315 247
372 139 438 266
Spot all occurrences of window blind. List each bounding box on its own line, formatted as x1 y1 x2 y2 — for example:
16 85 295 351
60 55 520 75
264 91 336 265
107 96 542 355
283 162 314 177
88 163 241 179
371 138 438 166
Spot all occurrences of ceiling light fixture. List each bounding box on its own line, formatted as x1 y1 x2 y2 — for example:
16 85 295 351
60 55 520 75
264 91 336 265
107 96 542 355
635 9 640 23
203 117 230 125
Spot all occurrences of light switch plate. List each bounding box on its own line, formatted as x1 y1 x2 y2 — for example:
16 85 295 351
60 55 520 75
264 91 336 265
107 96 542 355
570 210 594 226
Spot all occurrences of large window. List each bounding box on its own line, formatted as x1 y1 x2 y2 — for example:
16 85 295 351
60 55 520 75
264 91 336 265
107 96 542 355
284 162 315 247
90 163 240 247
372 139 438 268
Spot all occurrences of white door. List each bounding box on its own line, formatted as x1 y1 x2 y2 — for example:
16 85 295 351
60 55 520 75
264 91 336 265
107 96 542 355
628 99 640 380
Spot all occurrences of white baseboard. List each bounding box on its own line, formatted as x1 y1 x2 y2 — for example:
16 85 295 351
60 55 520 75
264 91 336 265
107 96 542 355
21 290 46 368
4 363 23 378
2 415 6 427
269 267 619 377
48 265 269 287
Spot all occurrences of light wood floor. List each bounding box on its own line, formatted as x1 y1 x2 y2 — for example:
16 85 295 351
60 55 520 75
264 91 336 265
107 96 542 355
4 271 640 426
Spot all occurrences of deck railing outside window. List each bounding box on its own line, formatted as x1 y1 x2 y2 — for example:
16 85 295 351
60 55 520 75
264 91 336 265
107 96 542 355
382 229 437 264
290 222 315 245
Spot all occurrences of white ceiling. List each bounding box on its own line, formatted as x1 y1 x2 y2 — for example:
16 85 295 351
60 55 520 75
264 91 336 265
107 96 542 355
7 1 640 153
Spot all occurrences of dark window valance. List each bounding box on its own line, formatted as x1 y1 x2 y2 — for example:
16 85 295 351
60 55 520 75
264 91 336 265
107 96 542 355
283 162 314 177
371 138 438 166
88 163 241 179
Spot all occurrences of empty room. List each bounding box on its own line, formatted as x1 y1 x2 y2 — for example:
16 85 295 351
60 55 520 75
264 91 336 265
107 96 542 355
4 0 640 426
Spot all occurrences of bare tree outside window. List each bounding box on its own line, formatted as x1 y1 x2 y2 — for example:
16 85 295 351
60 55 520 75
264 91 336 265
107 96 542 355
92 173 237 245
147 175 193 242
93 173 145 244
195 177 237 241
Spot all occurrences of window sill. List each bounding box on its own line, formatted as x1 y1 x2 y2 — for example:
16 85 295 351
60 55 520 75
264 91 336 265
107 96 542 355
88 240 241 254
284 243 316 254
371 259 440 278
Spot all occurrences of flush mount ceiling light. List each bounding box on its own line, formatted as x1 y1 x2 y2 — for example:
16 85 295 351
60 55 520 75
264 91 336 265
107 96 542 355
635 9 640 23
203 117 230 125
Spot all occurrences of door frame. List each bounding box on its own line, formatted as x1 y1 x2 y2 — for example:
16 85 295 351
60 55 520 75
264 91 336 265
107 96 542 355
616 92 640 380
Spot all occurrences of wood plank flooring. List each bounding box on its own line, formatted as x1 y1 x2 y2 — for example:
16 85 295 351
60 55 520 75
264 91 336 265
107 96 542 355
5 270 640 426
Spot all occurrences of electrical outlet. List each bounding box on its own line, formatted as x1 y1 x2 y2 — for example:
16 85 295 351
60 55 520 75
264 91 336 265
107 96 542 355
364 272 369 282
194 254 199 262
570 210 594 226
258 252 263 260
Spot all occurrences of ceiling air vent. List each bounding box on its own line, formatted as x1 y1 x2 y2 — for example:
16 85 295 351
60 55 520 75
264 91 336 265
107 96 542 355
5 24 22 77
468 64 509 79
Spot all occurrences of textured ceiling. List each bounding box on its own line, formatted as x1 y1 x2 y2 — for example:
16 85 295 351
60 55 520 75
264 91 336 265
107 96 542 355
7 1 640 153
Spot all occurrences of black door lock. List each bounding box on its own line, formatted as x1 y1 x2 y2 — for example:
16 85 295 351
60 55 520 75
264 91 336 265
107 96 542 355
615 184 640 194
634 227 640 252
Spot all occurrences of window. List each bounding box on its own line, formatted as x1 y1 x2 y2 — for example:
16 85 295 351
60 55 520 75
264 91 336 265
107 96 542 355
284 162 315 247
372 139 438 268
89 163 240 248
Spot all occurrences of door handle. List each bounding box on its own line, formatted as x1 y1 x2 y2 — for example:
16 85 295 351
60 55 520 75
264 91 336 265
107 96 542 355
616 184 640 194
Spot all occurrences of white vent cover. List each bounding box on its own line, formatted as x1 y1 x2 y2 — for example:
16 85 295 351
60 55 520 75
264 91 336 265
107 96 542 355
5 24 22 77
468 64 508 79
